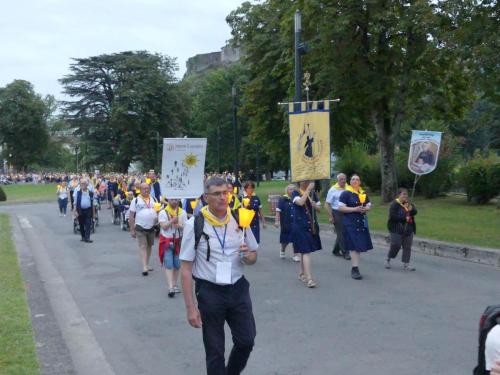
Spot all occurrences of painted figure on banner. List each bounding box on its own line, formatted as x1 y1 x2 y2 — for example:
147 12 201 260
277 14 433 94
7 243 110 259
407 131 442 176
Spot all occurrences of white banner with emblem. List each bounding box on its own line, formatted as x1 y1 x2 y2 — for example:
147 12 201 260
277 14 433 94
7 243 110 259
160 138 207 199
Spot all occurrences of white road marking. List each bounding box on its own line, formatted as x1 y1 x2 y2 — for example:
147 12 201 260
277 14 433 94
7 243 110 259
18 216 33 229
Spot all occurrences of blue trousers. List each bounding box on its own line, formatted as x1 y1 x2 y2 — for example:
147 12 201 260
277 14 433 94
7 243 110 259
58 198 68 214
195 276 256 375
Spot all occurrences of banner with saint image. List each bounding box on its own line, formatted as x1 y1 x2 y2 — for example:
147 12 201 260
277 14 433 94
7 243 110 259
407 130 442 175
160 138 207 199
288 100 331 182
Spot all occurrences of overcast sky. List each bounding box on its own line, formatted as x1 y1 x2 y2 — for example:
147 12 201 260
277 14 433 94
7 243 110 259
0 0 242 100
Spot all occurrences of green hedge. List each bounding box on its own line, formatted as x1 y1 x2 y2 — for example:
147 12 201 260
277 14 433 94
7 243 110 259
460 153 500 204
0 186 6 202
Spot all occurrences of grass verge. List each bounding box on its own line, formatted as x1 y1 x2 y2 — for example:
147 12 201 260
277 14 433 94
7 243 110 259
0 184 57 205
0 213 39 374
256 181 500 249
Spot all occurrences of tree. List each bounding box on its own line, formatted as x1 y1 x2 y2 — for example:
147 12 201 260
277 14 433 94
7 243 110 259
227 0 473 201
184 64 249 173
0 80 49 170
60 51 187 172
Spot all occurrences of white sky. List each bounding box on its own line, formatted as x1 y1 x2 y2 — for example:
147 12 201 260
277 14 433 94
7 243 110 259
0 0 243 100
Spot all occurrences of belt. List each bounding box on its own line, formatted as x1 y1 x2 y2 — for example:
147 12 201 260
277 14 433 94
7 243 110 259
194 275 245 289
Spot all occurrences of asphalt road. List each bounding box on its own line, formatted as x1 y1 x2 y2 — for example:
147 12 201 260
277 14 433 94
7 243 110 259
3 202 499 375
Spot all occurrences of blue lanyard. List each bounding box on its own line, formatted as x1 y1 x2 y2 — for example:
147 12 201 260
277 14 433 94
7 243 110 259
212 225 227 251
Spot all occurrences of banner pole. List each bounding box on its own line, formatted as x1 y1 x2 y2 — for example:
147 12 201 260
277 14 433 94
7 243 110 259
409 174 420 204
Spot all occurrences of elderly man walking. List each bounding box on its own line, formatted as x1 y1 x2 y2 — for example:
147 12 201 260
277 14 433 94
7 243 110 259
74 180 94 243
129 183 158 276
325 173 351 260
180 176 258 375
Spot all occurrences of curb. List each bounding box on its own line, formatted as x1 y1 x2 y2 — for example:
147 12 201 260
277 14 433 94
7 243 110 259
265 215 500 268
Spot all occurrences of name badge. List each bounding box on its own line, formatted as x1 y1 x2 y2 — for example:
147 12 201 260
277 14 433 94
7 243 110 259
216 261 232 285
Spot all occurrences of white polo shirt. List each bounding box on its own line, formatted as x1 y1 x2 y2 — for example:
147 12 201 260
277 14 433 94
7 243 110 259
129 195 158 230
180 215 258 285
486 324 500 371
326 186 345 211
159 209 187 238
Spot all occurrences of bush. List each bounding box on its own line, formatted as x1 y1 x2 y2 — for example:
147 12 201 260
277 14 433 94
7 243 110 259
460 153 500 204
335 142 381 192
0 186 6 202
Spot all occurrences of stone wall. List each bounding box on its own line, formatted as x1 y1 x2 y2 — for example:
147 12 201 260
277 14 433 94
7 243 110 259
185 46 241 76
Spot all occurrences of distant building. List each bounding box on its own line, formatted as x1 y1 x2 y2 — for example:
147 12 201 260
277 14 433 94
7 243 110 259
184 45 241 77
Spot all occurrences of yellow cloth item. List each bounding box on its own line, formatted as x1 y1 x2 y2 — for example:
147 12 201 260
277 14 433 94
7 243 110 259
395 198 410 211
228 194 241 210
345 185 365 195
332 183 349 190
165 204 184 217
201 206 231 227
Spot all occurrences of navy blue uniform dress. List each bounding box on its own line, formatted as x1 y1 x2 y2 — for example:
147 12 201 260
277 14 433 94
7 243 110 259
277 195 294 244
245 195 262 244
291 191 322 253
339 191 373 252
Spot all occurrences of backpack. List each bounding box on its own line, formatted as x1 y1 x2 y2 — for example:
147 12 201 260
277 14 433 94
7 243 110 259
474 304 500 375
194 210 240 262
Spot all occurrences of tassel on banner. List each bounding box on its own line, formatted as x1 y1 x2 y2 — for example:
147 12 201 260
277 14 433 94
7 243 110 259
312 101 318 110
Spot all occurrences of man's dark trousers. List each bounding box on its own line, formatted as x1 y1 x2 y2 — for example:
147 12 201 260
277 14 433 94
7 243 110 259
195 276 256 375
332 209 346 254
78 208 92 241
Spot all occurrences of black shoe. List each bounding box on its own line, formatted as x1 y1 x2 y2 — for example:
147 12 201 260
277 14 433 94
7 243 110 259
168 288 175 298
142 271 149 276
85 239 93 243
343 252 351 260
351 268 363 280
80 238 85 242
332 249 342 257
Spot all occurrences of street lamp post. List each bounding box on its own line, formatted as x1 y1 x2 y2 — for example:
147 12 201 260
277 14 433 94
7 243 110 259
217 125 221 173
256 144 261 187
232 85 239 176
75 145 79 173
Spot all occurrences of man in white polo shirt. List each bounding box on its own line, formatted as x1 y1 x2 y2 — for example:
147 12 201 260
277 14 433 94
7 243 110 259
129 183 158 276
180 177 258 375
325 172 351 260
486 324 500 373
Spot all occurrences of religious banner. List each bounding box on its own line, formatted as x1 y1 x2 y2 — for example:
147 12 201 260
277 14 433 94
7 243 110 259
407 130 442 175
288 100 331 182
160 138 207 199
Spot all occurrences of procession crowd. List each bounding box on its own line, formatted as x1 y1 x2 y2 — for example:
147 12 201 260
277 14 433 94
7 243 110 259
51 170 500 375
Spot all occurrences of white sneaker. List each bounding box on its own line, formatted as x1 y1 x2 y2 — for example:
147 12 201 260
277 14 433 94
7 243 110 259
280 251 285 259
173 286 181 293
292 255 300 262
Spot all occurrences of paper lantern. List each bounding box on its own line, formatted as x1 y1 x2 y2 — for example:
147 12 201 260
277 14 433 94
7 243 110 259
233 187 237 194
135 189 140 194
359 194 366 205
190 200 198 210
154 202 162 212
238 208 255 229
146 178 152 184
242 198 250 207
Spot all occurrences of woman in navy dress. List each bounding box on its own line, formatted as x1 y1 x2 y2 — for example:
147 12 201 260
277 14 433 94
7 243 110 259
243 181 266 243
338 174 373 280
291 181 322 288
275 184 299 262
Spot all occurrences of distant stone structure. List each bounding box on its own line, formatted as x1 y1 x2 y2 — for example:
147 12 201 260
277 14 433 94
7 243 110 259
185 45 241 77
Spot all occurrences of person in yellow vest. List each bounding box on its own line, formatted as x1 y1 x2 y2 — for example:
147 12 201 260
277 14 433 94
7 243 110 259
226 181 241 211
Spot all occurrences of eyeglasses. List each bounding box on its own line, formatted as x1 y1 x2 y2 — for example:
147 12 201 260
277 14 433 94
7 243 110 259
206 191 230 198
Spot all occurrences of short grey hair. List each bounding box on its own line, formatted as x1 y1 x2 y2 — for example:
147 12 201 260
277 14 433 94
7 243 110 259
285 184 296 194
336 173 346 179
204 176 227 193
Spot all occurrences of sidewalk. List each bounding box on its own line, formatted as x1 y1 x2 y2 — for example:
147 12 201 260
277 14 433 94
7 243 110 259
265 216 500 268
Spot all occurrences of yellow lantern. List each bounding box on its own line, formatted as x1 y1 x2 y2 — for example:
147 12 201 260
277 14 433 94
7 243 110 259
233 187 238 194
359 193 366 205
242 197 250 207
135 189 140 195
146 178 152 184
56 184 61 190
153 202 162 212
238 208 255 229
190 200 198 210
